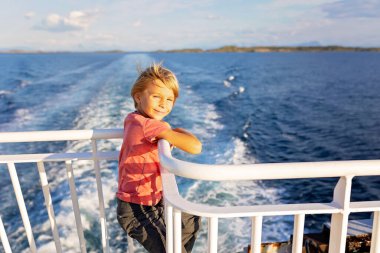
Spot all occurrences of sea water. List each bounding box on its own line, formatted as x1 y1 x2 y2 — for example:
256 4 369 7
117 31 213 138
1 52 380 252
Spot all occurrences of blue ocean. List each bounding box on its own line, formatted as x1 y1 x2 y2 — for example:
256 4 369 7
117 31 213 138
1 52 380 252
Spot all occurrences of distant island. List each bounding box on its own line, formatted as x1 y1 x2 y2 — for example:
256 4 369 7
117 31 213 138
1 46 380 54
0 49 126 54
157 45 380 53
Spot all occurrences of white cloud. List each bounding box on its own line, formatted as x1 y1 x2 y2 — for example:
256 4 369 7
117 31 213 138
114 0 212 18
34 10 99 32
270 0 333 7
322 0 380 18
132 20 142 27
206 14 221 20
24 11 36 19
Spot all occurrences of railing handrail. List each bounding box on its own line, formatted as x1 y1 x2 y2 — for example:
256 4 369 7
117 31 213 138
158 140 380 180
157 140 380 218
0 151 119 164
0 129 123 143
3 129 380 179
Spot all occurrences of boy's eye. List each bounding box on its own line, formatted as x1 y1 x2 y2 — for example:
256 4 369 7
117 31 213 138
167 98 174 102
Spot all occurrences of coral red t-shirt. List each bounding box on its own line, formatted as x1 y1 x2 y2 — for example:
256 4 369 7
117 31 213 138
117 112 170 206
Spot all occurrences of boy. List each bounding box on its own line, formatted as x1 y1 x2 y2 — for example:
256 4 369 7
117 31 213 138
117 63 202 253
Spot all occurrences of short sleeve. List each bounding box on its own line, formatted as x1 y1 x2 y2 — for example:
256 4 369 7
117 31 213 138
143 118 170 143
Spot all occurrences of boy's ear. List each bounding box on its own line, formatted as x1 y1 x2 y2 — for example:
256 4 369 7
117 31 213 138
134 92 141 103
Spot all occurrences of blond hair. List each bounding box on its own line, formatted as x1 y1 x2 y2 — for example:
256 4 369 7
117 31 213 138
131 63 179 108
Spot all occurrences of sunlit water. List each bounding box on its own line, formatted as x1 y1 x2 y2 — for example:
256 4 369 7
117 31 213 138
1 52 380 252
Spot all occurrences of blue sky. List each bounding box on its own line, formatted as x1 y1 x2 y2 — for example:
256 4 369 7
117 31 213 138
1 0 379 51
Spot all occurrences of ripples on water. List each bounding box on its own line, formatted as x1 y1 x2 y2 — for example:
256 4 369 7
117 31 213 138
1 52 380 252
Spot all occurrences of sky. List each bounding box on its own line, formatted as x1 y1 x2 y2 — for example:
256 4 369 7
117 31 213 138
1 0 380 51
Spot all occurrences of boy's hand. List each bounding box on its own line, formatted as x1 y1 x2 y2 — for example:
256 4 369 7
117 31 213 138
157 127 202 154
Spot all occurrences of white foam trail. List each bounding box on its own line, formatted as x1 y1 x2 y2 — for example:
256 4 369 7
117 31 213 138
188 179 285 252
174 88 223 140
20 80 30 87
187 136 288 252
0 90 13 95
222 137 256 165
12 108 33 125
32 54 151 252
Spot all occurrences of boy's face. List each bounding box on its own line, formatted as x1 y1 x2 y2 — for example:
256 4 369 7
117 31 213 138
134 80 175 120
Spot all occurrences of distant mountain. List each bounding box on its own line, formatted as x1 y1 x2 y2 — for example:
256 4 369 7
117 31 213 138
0 49 128 54
157 45 380 53
0 46 34 51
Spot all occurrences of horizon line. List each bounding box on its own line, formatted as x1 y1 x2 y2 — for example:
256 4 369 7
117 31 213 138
1 45 380 54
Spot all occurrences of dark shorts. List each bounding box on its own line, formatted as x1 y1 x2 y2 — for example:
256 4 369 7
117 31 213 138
117 199 201 253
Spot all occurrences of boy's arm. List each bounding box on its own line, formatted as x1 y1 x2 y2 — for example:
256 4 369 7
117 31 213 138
157 127 202 155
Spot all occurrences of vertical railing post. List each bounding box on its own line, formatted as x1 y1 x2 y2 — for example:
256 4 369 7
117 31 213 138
292 214 305 253
165 203 174 253
208 217 218 253
173 209 182 253
328 176 352 253
37 161 62 253
0 216 12 253
7 162 37 253
65 160 87 253
251 216 262 253
127 237 135 253
370 211 380 253
91 140 109 253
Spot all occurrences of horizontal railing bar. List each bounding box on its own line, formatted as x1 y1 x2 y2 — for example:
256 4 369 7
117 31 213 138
168 198 342 218
0 129 123 143
0 151 118 164
158 141 380 180
162 170 342 217
161 168 380 218
350 201 380 212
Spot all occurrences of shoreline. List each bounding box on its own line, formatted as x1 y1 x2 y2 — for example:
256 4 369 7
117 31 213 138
159 45 380 53
1 45 380 54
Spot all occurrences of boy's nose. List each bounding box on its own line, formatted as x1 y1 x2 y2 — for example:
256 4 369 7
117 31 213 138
158 99 165 108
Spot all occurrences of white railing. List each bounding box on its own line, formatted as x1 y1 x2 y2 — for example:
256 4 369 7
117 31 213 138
0 129 125 253
1 129 380 253
157 142 380 253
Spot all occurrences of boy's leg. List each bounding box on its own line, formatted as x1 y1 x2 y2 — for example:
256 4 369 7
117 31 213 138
117 199 201 253
117 199 166 253
181 213 201 253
